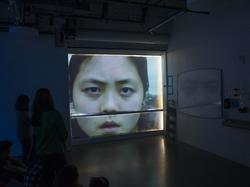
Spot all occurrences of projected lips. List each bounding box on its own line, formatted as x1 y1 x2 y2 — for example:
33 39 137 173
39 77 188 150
99 121 121 134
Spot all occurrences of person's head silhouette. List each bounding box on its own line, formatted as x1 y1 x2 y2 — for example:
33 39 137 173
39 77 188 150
89 177 109 187
15 94 29 111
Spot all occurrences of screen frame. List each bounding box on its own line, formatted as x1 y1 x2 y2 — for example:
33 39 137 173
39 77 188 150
67 48 167 144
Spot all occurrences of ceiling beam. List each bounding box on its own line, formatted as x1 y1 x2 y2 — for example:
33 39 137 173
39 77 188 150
105 0 186 11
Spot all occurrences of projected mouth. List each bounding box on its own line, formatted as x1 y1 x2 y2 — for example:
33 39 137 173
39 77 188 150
99 122 120 132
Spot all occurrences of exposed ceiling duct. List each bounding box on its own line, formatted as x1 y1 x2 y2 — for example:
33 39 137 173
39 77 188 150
75 29 168 45
8 0 23 24
0 0 209 48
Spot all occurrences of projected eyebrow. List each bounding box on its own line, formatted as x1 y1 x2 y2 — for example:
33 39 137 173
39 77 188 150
80 79 105 86
80 78 139 87
116 79 138 87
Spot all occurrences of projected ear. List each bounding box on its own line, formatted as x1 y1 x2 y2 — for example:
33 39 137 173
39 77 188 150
70 102 75 113
142 92 151 110
141 98 147 110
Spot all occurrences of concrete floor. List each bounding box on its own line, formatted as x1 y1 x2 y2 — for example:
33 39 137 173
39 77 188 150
70 136 250 187
7 135 250 187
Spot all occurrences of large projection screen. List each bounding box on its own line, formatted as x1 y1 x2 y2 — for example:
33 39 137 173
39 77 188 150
68 51 165 140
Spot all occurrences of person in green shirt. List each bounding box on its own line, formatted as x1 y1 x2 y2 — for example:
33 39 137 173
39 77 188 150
31 88 68 187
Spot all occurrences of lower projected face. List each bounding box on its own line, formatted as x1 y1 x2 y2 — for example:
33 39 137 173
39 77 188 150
72 56 144 136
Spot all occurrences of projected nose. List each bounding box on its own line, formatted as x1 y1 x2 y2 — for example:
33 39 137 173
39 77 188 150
101 92 119 113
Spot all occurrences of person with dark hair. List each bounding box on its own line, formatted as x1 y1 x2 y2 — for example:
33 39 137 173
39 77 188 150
0 140 27 185
53 164 83 187
68 55 150 137
15 94 32 163
89 177 109 187
25 88 68 187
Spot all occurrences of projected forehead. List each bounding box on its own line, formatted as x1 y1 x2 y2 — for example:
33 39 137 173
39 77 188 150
77 56 143 86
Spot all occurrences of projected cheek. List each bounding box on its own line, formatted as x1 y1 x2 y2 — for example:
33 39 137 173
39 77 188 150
76 117 98 135
72 65 105 111
120 113 140 132
73 81 102 114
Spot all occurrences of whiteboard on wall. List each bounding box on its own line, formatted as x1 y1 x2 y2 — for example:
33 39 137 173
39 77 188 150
177 68 222 119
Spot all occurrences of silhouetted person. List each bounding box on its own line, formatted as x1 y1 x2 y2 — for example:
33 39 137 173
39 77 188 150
25 88 68 187
89 177 109 187
15 94 32 164
53 164 83 187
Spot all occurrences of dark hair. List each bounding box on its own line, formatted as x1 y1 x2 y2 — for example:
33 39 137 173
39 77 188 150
0 140 12 154
68 55 149 101
89 177 109 187
15 94 29 111
53 164 79 187
32 88 55 126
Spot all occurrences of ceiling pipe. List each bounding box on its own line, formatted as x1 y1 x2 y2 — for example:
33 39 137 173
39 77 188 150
148 8 210 33
8 0 23 24
105 0 186 11
148 11 186 33
75 29 168 45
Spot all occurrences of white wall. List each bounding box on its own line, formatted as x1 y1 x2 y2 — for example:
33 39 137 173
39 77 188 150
167 0 250 166
0 33 69 155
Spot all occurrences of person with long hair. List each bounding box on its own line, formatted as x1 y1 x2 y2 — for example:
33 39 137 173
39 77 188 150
15 94 32 164
30 88 68 187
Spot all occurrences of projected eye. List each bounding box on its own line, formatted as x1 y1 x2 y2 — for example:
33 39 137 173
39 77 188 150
120 87 135 97
82 87 101 96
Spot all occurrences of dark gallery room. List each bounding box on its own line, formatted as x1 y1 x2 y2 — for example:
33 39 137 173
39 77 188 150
0 0 250 187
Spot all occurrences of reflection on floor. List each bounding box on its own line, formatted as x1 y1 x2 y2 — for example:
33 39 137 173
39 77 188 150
70 136 250 187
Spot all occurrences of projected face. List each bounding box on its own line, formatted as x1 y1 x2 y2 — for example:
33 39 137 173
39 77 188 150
72 56 144 136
